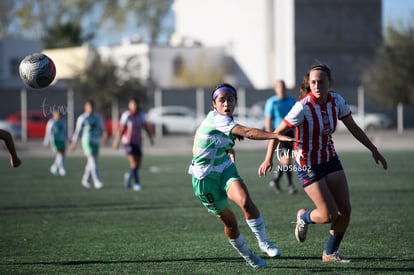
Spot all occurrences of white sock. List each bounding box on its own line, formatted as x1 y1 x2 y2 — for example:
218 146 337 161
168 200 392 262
246 215 267 245
87 155 101 184
82 163 90 183
56 153 64 170
229 234 252 258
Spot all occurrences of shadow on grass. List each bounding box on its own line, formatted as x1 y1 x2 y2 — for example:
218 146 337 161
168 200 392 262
0 202 194 214
2 256 413 273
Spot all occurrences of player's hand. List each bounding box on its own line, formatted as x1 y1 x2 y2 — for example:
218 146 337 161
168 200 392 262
69 142 76 151
277 134 301 143
258 160 273 177
227 149 236 163
372 150 388 170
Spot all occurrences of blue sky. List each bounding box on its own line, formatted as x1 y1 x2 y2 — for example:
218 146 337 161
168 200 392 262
95 0 414 46
383 0 414 28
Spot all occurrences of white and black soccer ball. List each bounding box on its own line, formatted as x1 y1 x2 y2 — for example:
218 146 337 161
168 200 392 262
19 53 56 89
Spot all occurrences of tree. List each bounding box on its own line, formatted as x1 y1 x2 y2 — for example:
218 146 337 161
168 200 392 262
5 0 173 46
361 20 414 107
99 0 174 44
43 21 94 49
10 0 94 44
0 0 14 38
72 54 147 116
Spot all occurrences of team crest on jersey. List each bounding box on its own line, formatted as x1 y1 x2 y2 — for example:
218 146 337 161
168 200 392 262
307 169 314 178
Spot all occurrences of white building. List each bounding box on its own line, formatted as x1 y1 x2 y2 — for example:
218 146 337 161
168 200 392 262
172 0 295 89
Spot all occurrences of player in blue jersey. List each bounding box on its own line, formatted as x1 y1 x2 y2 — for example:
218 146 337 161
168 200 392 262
264 80 297 194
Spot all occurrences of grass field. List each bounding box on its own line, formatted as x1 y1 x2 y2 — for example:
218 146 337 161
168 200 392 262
0 151 413 274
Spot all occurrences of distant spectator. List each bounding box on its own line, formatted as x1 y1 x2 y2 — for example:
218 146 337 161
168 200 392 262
264 80 297 194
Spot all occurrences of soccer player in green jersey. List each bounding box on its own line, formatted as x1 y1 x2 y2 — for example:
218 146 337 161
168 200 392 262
44 109 67 176
189 83 297 268
70 100 105 189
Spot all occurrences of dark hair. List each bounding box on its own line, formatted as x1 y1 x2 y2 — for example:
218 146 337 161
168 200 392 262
309 63 331 80
298 64 332 100
85 99 95 108
298 73 310 100
129 97 140 104
211 83 238 101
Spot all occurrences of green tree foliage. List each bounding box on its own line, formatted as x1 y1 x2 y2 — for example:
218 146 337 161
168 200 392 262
72 54 147 115
43 21 94 49
0 0 14 37
10 0 94 45
362 21 414 107
99 0 173 44
5 0 173 46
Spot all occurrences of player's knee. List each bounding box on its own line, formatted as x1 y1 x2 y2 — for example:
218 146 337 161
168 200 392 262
320 210 338 223
339 205 352 221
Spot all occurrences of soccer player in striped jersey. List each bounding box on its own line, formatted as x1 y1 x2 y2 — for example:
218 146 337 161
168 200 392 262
70 100 106 189
43 109 67 176
189 83 298 268
258 64 388 263
112 98 154 191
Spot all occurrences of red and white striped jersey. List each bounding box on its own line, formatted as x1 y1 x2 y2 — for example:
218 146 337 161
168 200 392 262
284 91 351 166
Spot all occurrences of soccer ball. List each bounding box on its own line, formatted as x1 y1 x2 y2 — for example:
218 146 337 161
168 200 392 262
19 53 56 88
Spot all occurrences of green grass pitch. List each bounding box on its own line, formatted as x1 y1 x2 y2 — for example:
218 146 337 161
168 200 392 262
0 151 413 274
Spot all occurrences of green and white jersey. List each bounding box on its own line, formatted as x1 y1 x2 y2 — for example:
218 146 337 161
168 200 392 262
43 118 67 146
71 112 104 145
189 110 238 180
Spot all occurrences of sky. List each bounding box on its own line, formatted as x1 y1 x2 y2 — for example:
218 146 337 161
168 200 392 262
383 0 414 29
94 0 414 46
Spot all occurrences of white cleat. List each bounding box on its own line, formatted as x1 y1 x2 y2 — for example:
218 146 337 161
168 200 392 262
81 180 91 189
259 240 281 257
244 251 267 268
94 181 104 189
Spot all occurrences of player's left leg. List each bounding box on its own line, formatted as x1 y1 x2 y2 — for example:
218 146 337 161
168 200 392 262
227 180 281 257
219 208 267 268
323 170 351 262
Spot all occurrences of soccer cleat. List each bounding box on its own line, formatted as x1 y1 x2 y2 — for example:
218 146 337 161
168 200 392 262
244 251 267 268
94 181 104 189
124 173 131 188
133 183 142 191
58 167 66 176
295 209 308 242
322 250 351 263
288 185 297 195
50 165 58 176
259 240 281 257
81 180 91 189
269 180 281 194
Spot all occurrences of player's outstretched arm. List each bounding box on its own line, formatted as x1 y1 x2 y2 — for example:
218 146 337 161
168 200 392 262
257 121 293 177
342 115 388 169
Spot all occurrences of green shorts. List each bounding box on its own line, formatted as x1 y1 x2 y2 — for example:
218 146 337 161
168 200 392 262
192 164 242 215
82 141 99 156
51 140 66 152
